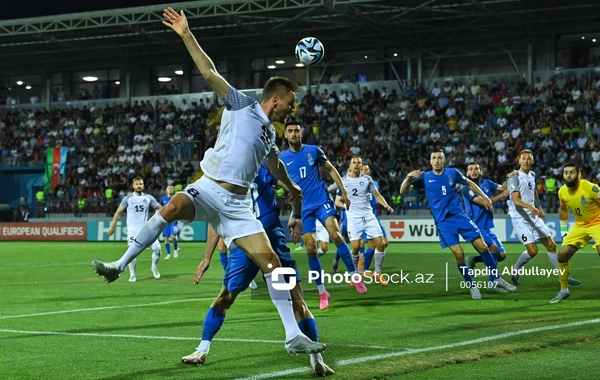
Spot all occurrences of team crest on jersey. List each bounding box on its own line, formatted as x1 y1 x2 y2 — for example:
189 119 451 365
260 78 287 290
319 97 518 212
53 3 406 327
581 195 587 205
593 186 599 193
143 199 147 203
359 181 364 186
308 153 314 166
448 175 453 186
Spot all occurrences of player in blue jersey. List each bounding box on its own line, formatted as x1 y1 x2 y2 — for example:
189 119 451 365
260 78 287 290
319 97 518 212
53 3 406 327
160 185 180 259
462 163 509 269
359 164 389 275
400 151 516 299
281 121 367 310
187 164 334 376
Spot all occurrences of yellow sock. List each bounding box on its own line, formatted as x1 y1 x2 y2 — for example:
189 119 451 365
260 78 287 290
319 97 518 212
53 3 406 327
558 261 570 290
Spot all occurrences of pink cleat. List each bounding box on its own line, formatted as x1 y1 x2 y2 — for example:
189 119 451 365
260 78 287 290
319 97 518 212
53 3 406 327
319 291 330 310
351 277 368 294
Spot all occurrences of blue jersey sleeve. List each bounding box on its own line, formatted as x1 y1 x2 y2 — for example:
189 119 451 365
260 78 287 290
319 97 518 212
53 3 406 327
487 179 502 193
453 168 468 186
462 185 478 201
315 146 328 166
264 167 279 188
411 177 424 189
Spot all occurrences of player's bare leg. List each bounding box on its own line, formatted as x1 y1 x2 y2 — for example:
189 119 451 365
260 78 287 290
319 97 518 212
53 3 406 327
448 244 481 299
362 236 388 286
324 216 367 293
471 237 515 292
551 245 579 303
303 232 330 309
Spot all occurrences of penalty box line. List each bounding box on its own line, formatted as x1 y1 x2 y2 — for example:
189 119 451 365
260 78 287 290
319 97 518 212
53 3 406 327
234 317 600 380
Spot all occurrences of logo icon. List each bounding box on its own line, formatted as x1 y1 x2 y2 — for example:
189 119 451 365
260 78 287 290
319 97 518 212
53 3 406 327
286 161 294 166
270 264 297 290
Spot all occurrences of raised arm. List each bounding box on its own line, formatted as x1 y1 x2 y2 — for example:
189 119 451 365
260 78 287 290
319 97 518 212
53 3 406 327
400 169 421 194
162 7 231 98
324 161 350 207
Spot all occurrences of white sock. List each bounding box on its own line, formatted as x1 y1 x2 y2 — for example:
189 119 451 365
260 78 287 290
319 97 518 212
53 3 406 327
317 248 324 255
117 213 168 271
128 259 137 277
197 340 211 353
310 352 323 366
547 252 558 269
317 284 326 294
152 250 160 269
514 251 532 269
351 254 359 269
374 250 385 273
264 272 302 341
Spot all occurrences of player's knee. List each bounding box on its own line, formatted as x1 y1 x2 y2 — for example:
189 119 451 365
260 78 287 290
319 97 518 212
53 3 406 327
161 202 180 222
528 245 539 256
497 252 507 262
547 242 557 253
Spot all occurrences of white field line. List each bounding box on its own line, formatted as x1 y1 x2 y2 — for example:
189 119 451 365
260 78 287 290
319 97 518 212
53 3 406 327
0 329 404 351
233 317 600 380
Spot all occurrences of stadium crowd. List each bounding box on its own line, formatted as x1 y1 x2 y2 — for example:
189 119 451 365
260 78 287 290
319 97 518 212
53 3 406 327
2 70 600 217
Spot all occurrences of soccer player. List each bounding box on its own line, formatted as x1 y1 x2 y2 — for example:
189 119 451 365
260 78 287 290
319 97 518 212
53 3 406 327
550 163 600 303
185 164 334 376
161 185 179 259
359 163 390 275
338 157 393 285
400 151 516 299
463 163 509 268
107 177 162 283
507 150 580 286
281 121 367 311
91 7 325 356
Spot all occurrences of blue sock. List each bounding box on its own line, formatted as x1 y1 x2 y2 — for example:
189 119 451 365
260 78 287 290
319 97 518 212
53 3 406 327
219 252 228 270
478 249 499 281
173 241 178 251
336 242 356 272
308 257 323 286
298 318 319 342
202 307 226 341
457 263 474 285
165 243 171 255
363 248 375 271
473 255 483 263
335 252 340 261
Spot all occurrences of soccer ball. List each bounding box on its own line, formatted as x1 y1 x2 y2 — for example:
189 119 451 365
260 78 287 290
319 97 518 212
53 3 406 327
295 37 325 66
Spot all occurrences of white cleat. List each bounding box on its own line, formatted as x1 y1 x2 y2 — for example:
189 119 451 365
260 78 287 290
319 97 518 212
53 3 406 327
181 350 207 365
470 287 482 300
285 333 326 355
249 280 258 290
151 267 161 279
494 277 517 292
128 276 137 283
295 246 303 251
312 360 335 377
174 249 179 258
165 255 171 260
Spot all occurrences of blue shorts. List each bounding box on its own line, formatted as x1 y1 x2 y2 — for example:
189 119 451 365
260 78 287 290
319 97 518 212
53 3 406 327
362 218 387 241
480 229 505 253
223 225 300 293
301 200 339 235
341 217 348 239
162 222 178 238
437 214 481 249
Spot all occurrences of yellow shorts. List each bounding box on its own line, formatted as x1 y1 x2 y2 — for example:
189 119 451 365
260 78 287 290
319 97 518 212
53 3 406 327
562 224 600 249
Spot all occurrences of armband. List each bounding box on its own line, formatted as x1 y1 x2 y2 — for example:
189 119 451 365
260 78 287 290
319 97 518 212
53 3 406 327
292 213 301 219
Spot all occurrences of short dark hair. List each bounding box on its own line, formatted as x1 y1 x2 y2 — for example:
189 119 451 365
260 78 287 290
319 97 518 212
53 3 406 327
284 119 302 128
466 162 480 168
263 77 298 101
563 162 580 171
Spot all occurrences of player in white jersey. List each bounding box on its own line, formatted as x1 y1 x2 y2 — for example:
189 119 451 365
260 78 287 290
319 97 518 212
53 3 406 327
507 149 580 286
91 6 325 358
315 219 330 257
337 156 393 285
107 177 163 282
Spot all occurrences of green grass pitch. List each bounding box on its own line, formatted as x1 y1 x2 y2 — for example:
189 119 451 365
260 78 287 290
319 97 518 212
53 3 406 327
1 241 600 379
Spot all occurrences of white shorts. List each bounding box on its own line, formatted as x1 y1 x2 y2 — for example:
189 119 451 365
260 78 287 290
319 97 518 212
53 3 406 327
511 216 552 245
181 176 264 247
315 220 330 243
127 230 161 252
347 214 383 241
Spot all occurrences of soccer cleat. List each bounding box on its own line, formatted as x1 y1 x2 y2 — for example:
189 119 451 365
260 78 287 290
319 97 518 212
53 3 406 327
312 360 335 377
358 254 365 272
174 249 179 258
332 258 339 273
249 280 258 290
181 350 207 365
363 271 388 286
510 266 520 285
466 255 476 270
151 267 161 279
295 246 303 251
128 275 137 283
487 286 507 294
469 287 482 300
165 255 171 260
91 260 121 283
550 291 570 304
285 333 326 355
494 277 517 292
568 277 581 286
319 291 330 310
318 250 326 258
351 277 368 294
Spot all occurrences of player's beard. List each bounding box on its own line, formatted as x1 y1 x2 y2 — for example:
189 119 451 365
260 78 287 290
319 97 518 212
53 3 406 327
565 178 579 189
468 176 480 184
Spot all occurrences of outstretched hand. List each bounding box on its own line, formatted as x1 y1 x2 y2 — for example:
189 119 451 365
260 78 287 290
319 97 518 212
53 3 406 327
193 258 210 284
162 7 189 38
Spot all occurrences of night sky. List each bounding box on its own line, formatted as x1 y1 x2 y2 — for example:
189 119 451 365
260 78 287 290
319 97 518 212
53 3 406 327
1 1 195 21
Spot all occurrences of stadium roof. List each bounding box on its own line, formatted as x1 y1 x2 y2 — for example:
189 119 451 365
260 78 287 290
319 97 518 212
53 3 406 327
0 0 598 73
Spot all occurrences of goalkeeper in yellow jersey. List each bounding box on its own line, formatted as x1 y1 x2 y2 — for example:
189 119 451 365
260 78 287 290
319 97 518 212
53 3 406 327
550 163 600 303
